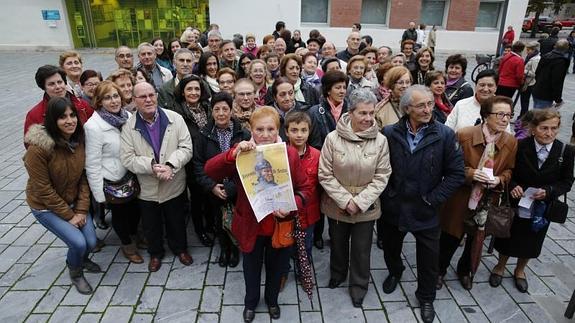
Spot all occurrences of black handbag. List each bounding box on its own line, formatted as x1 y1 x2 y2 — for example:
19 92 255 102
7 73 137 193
103 172 140 204
545 142 569 224
485 188 515 238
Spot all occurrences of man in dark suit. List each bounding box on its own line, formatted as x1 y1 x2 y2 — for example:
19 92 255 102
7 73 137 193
158 48 194 110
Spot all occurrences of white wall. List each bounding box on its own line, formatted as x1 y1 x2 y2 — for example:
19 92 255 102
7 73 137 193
0 0 73 50
210 0 528 54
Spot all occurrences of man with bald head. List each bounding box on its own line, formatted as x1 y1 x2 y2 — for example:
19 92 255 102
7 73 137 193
121 82 193 273
320 41 347 71
115 46 134 70
336 31 361 62
402 21 418 43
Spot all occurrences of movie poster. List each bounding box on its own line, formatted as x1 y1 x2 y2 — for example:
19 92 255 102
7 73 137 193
236 143 297 222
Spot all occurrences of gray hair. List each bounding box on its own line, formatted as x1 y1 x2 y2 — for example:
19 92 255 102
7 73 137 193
115 45 131 57
555 39 570 52
348 88 377 111
137 42 154 54
173 48 193 60
525 41 540 50
399 85 433 112
208 30 222 40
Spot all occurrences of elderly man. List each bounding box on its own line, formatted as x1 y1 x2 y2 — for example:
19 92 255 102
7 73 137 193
402 21 418 43
532 39 570 109
115 46 134 70
307 38 322 56
136 42 172 89
274 38 287 60
220 40 239 70
120 82 194 272
320 41 347 71
377 46 392 65
158 48 194 110
204 30 223 56
381 85 465 323
336 32 361 62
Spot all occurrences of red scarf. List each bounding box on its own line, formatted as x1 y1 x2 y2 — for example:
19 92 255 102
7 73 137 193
435 95 452 115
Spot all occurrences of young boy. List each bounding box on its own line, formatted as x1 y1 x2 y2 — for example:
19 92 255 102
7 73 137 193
279 111 321 291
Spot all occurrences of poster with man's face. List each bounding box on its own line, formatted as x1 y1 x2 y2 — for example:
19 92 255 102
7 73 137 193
236 142 297 222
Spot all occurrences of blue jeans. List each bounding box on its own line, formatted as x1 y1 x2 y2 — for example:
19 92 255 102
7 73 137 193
532 98 553 109
32 209 97 268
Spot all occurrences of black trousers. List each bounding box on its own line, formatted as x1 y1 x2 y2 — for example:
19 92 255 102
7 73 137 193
188 181 213 235
329 218 374 300
519 85 533 117
243 236 290 310
438 231 473 276
382 222 440 303
313 213 326 242
139 192 188 258
109 199 141 245
495 85 517 99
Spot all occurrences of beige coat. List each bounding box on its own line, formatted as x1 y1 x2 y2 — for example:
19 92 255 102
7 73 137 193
120 108 193 203
375 99 404 130
318 113 392 223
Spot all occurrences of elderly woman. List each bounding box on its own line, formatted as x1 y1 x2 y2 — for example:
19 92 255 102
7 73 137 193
84 81 143 264
374 66 412 129
198 52 220 94
216 68 236 95
437 96 518 291
232 79 259 131
346 55 374 95
277 53 320 106
205 106 312 322
24 97 101 295
319 88 392 307
107 68 136 112
79 70 103 106
444 54 474 106
193 92 250 267
425 70 452 124
490 109 574 293
173 75 214 247
59 51 84 97
25 65 93 142
269 77 307 140
412 47 435 85
248 59 269 106
390 53 407 67
301 52 321 87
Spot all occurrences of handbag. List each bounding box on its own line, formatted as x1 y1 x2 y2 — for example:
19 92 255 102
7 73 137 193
103 172 140 204
271 217 295 248
221 203 239 246
545 142 569 224
485 188 515 238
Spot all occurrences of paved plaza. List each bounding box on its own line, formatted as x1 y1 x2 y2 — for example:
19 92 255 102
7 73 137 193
0 49 574 322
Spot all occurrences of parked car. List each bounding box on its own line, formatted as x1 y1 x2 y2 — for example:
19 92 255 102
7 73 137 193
559 18 575 28
522 16 562 33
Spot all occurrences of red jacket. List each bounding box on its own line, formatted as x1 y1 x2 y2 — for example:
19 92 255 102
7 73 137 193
24 93 94 146
498 52 525 89
502 30 515 45
291 144 321 229
205 144 312 253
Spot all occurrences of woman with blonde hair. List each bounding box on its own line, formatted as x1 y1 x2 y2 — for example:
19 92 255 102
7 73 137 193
374 66 412 129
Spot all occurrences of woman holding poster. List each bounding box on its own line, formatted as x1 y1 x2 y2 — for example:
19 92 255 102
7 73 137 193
205 106 311 322
318 88 392 308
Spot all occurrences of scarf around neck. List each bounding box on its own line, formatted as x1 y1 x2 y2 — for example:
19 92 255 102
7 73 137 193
468 124 502 210
98 108 129 130
293 78 305 102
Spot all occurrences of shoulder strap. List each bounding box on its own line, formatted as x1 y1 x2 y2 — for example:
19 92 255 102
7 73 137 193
447 82 469 101
557 141 568 203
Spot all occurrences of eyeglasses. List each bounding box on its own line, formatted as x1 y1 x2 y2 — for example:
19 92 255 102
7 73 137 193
102 93 121 101
134 93 156 100
84 82 100 87
489 112 514 120
410 101 434 110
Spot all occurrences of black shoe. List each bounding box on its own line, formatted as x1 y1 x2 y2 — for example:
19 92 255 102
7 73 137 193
351 297 363 308
94 215 109 230
314 238 324 249
514 275 528 293
83 257 102 273
436 275 444 290
198 233 214 247
243 308 255 323
382 274 401 294
268 305 280 319
328 278 342 289
218 248 228 267
376 239 384 250
420 302 435 323
458 273 473 290
228 247 239 268
489 272 503 287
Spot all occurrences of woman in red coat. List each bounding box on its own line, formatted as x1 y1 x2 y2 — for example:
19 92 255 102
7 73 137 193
205 106 311 323
496 41 525 99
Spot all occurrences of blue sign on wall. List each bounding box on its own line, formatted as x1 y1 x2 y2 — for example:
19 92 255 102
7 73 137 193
42 10 61 21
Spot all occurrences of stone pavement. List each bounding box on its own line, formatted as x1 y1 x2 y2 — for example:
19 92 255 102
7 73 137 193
0 50 574 323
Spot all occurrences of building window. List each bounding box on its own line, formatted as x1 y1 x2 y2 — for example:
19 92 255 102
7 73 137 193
420 0 448 27
476 1 503 28
301 0 329 24
361 0 388 25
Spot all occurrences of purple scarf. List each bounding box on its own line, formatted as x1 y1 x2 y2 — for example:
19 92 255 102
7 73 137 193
98 108 129 130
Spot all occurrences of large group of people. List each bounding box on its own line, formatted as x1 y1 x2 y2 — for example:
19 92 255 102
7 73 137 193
23 20 574 323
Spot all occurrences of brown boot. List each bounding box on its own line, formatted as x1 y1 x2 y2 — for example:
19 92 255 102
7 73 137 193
131 234 148 250
121 243 144 264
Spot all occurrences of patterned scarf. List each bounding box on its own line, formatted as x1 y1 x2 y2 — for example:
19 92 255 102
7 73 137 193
216 123 233 152
233 101 255 131
97 108 129 130
468 124 502 210
377 85 391 102
186 103 208 129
